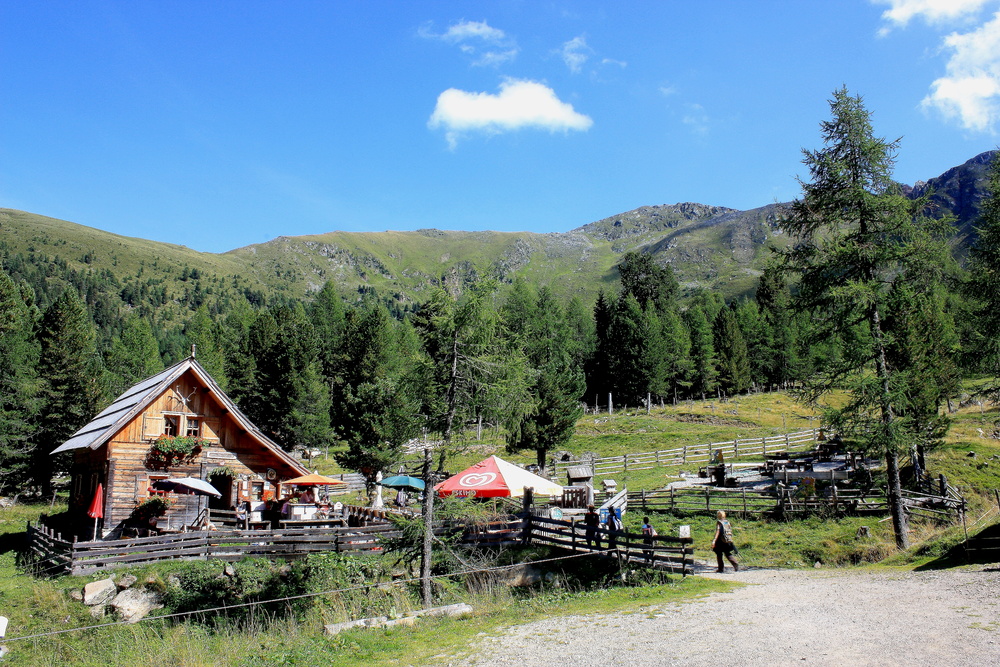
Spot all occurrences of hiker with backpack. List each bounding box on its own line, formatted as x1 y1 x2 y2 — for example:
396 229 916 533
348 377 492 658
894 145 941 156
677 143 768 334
641 516 657 562
711 510 740 572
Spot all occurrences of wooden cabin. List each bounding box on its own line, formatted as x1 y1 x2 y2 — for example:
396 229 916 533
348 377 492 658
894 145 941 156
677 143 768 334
52 356 309 538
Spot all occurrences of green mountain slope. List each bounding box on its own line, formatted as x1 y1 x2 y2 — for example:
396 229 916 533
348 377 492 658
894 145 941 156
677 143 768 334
2 150 994 319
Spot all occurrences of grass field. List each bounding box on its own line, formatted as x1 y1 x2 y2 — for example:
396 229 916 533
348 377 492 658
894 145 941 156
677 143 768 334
2 389 998 665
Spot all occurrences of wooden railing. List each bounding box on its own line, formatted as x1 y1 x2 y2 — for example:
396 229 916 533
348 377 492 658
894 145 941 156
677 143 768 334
524 515 692 574
551 429 819 478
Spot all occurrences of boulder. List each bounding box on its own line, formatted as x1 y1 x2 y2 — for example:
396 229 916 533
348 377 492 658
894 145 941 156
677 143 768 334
117 574 138 590
83 578 117 606
110 588 163 624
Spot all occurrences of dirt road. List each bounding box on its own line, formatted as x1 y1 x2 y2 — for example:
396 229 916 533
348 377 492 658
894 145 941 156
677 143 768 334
462 566 999 666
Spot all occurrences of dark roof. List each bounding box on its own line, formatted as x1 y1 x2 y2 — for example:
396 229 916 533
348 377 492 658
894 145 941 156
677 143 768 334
51 357 308 474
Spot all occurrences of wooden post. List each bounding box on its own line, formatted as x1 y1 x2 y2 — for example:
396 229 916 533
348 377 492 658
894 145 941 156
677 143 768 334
608 393 613 415
705 487 711 511
421 448 434 608
670 486 675 511
571 517 577 552
734 438 740 459
647 393 651 415
742 488 747 517
762 437 767 456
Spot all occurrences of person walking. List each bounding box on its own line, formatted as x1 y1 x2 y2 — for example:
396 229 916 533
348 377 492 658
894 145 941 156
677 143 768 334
641 516 657 562
605 507 622 550
711 510 739 572
584 505 600 549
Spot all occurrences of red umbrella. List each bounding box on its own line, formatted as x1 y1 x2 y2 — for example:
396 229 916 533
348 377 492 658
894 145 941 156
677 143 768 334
87 483 104 539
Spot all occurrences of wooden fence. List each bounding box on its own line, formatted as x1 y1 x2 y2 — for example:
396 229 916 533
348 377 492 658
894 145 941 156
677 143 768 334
551 429 819 479
524 514 693 574
625 485 965 520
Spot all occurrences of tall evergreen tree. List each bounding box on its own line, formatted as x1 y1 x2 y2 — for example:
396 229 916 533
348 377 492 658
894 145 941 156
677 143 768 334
412 282 532 470
617 251 679 312
713 305 751 395
104 314 163 398
184 306 227 388
505 287 585 469
0 269 40 488
967 151 1000 395
780 87 945 548
35 289 104 495
685 304 718 399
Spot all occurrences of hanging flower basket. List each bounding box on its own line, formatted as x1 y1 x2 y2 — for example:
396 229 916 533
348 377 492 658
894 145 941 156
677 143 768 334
147 435 206 468
132 496 171 519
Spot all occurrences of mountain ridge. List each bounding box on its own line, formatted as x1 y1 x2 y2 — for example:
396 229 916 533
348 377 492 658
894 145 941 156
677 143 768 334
1 150 996 315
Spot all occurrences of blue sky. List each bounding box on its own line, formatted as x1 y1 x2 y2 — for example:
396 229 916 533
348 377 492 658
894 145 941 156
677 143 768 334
3 1 1000 254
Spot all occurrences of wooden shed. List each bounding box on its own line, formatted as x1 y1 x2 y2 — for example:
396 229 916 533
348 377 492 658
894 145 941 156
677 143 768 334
52 356 309 538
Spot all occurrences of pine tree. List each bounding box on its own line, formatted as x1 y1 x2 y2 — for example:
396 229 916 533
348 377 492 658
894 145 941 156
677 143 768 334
505 287 585 469
617 251 679 312
0 269 40 487
35 289 104 495
184 306 226 388
967 151 1000 396
685 304 718 399
104 314 163 398
713 305 751 395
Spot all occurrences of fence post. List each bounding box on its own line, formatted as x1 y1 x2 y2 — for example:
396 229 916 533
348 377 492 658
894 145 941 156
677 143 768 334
762 437 767 456
785 433 790 450
734 438 740 459
571 517 578 552
623 454 628 476
705 487 711 511
683 444 687 464
742 488 747 517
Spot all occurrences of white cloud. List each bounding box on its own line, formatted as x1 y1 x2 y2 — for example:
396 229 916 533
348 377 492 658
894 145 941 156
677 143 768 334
875 0 991 30
420 19 519 67
682 103 710 135
428 78 593 148
921 11 1000 132
876 1 1000 132
560 36 591 73
442 20 507 43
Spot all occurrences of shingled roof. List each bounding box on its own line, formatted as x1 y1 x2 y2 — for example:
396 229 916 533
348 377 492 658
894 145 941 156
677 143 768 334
51 357 307 474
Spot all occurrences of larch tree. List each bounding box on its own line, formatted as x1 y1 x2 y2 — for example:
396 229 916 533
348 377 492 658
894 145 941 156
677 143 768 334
967 151 1000 398
780 87 948 549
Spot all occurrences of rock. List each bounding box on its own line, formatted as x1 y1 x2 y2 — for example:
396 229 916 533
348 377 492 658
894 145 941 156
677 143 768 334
89 605 106 620
494 564 543 587
68 590 83 602
224 564 236 577
166 575 182 589
110 588 163 624
814 561 822 569
83 578 117 606
967 451 977 458
117 574 138 590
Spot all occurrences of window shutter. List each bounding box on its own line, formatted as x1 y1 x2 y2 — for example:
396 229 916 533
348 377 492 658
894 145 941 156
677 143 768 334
202 418 222 443
135 474 147 503
142 415 165 440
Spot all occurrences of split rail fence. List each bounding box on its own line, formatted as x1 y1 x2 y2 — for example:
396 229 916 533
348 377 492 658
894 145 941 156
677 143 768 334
626 486 965 520
551 429 819 479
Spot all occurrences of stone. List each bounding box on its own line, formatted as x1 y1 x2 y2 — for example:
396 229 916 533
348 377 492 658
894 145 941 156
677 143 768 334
89 605 106 619
83 578 117 606
224 564 236 577
68 590 83 602
110 588 163 624
117 574 138 590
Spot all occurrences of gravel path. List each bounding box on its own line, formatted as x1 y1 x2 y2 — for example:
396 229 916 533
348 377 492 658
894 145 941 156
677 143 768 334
460 566 1000 666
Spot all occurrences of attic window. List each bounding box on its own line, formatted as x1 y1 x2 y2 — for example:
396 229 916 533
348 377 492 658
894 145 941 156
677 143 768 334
186 418 201 438
163 415 179 437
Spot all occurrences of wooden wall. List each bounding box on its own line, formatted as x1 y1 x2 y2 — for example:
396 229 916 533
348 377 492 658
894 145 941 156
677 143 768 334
71 368 307 537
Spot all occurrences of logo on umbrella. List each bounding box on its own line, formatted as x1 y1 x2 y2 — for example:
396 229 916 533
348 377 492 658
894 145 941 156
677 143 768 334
459 472 496 487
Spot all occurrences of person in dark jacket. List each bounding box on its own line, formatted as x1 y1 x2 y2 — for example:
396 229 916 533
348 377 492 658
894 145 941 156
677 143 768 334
584 505 600 549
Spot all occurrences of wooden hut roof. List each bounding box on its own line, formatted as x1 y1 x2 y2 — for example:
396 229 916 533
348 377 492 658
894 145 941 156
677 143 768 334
51 357 308 474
